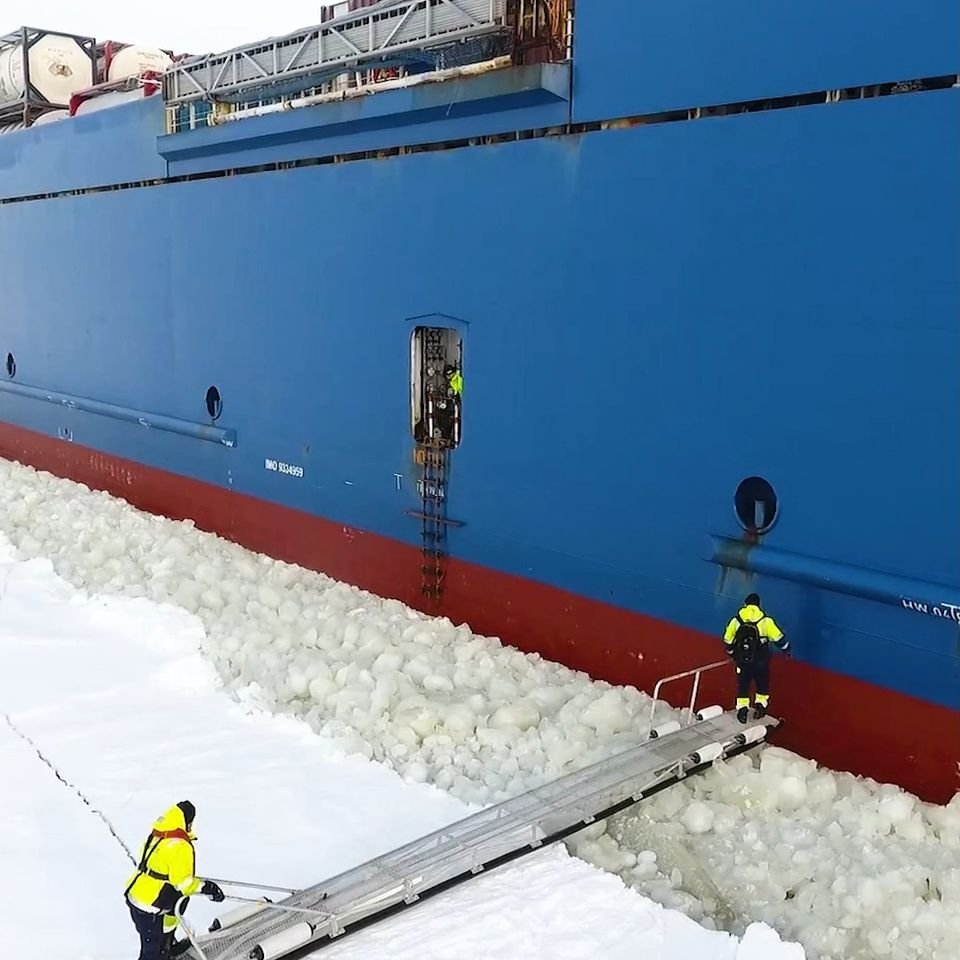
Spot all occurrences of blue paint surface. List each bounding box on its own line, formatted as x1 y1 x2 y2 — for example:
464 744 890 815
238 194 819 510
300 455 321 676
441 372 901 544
0 97 167 199
0 14 957 710
572 0 960 121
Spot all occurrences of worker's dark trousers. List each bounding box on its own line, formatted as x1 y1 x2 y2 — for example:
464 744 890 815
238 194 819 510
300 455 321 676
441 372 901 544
735 657 771 703
128 902 165 960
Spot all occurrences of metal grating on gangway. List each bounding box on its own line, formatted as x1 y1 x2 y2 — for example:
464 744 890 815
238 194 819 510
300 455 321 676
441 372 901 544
163 0 509 106
185 706 779 960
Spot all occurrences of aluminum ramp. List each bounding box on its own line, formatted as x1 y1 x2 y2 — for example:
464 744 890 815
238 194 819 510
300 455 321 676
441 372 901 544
186 707 778 960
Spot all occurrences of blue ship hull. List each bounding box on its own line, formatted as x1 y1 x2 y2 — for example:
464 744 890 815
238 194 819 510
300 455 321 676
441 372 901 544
0 1 958 799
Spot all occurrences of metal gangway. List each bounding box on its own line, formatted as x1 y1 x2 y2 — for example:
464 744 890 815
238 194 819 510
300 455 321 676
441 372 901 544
163 0 509 107
183 663 777 960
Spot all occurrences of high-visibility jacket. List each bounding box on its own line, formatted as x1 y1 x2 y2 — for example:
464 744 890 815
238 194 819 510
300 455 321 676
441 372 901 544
125 805 202 915
448 371 463 396
723 604 788 657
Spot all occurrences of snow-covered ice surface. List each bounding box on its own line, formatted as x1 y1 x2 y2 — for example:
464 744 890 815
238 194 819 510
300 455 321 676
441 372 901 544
0 537 799 960
0 457 957 959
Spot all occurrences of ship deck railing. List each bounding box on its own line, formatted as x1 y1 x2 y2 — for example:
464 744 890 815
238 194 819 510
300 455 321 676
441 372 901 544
162 0 509 108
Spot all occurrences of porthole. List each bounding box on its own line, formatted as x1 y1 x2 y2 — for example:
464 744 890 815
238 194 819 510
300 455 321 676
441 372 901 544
734 476 778 534
205 386 222 421
5 353 14 378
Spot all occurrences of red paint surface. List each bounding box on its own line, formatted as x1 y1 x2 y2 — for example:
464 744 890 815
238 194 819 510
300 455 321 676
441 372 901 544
1 421 958 803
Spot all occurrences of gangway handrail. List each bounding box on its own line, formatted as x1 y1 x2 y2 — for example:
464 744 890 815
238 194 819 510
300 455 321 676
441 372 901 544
204 877 302 895
187 700 778 960
174 897 211 960
647 659 729 731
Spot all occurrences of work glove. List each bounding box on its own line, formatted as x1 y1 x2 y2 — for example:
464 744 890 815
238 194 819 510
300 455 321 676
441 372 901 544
202 880 225 902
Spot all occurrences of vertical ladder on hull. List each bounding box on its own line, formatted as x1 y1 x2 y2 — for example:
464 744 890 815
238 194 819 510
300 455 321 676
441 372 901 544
408 324 462 605
418 444 448 603
417 326 456 603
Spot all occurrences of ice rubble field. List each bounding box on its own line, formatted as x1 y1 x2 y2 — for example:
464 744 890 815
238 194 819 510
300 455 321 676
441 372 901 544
0 544 795 960
1 457 958 960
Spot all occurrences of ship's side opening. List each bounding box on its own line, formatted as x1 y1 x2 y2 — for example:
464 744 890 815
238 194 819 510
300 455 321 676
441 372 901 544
411 326 462 449
408 324 465 605
5 353 14 379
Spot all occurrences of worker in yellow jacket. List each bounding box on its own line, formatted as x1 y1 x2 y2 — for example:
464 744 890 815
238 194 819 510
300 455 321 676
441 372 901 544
124 801 224 959
723 593 790 723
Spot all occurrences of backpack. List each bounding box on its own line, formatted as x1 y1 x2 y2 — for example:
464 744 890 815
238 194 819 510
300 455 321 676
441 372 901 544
733 616 761 664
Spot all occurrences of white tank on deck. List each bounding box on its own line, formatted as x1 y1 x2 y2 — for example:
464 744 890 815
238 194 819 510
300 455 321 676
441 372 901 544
32 108 69 124
106 44 172 82
0 108 69 134
73 89 144 116
0 32 92 106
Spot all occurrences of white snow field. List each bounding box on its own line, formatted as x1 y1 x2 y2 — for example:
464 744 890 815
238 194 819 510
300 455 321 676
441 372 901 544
0 457 958 960
0 539 799 960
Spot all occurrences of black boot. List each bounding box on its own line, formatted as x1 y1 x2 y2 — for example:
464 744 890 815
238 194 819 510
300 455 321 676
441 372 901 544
753 702 768 719
736 707 748 724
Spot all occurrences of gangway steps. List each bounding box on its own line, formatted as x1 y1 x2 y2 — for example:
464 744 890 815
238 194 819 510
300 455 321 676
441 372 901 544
186 709 779 960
